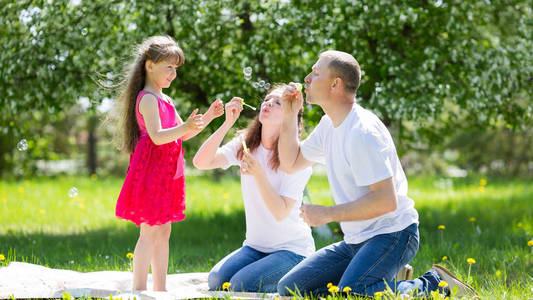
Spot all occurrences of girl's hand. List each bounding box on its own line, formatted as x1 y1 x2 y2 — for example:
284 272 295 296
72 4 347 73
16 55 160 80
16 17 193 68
205 98 224 121
184 109 205 131
224 97 243 125
240 151 264 178
281 82 303 116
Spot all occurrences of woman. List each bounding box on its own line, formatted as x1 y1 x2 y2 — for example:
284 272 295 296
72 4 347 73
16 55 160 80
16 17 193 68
193 84 314 293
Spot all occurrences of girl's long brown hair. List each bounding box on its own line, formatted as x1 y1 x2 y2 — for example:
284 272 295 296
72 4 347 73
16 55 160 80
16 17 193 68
236 84 304 171
112 36 185 154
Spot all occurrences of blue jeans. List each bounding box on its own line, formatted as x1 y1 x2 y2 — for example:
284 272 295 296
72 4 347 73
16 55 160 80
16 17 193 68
208 245 305 293
278 223 441 297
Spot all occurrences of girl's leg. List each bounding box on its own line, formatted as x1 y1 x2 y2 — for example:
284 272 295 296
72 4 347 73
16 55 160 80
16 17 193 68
150 222 172 291
132 223 159 290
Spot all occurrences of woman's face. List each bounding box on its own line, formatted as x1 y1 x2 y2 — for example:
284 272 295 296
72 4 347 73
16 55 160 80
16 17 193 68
258 88 284 127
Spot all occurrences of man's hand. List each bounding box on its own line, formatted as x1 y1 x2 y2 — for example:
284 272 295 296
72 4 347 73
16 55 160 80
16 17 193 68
300 204 331 227
281 82 304 116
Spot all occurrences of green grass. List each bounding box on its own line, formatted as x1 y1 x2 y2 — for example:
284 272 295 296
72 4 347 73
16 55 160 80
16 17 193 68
0 174 532 299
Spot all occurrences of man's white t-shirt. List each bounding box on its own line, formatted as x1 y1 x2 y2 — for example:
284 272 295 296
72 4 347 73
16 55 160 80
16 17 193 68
300 103 419 244
220 136 315 257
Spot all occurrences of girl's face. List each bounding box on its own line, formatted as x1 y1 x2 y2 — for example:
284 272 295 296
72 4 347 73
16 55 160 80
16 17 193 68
146 59 178 89
259 88 284 127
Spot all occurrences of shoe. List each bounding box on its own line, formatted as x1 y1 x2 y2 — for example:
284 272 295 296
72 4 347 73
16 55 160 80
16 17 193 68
432 264 478 298
395 264 414 281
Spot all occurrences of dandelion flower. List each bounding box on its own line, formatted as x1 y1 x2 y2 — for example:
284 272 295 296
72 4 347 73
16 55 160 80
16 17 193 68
438 281 448 288
528 240 533 247
342 286 352 292
222 282 231 291
438 225 446 230
374 291 384 297
479 179 487 186
517 222 523 228
469 217 476 222
327 282 333 288
467 258 476 264
39 209 45 214
0 254 5 261
442 256 448 261
328 285 339 293
495 270 501 277
223 193 229 199
126 252 133 259
478 186 485 192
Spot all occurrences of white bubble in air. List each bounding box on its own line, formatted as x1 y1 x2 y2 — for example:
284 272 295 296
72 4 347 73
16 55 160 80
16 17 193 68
68 187 79 198
17 139 28 151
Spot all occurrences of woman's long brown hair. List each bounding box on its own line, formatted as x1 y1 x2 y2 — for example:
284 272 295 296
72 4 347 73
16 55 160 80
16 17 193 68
111 36 185 154
236 84 304 171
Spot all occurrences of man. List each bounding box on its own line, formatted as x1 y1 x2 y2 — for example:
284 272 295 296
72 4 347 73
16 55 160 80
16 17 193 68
276 50 476 298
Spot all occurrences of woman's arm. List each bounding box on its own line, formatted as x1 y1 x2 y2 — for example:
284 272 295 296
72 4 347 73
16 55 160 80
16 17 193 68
241 152 296 221
193 98 243 169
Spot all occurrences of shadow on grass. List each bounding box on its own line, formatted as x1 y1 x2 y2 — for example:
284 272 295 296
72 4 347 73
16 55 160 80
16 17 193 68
0 209 246 273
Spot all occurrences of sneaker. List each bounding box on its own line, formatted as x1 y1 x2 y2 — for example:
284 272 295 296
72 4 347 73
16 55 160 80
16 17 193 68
395 264 414 281
432 264 478 298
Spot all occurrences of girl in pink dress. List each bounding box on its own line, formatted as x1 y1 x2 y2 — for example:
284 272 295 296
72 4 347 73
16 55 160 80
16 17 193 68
112 35 223 291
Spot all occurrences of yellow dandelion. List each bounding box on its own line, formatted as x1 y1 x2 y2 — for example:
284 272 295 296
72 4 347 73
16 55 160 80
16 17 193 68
328 285 339 293
327 282 333 288
24 180 30 186
342 286 352 292
1 197 6 203
126 252 133 259
39 209 45 214
91 174 98 180
517 222 523 228
223 193 229 199
442 256 448 261
438 225 446 230
469 217 476 222
467 258 476 264
222 281 231 291
18 187 24 194
479 179 487 186
495 270 501 277
478 186 485 192
374 291 384 297
438 281 448 288
0 254 5 261
528 240 533 247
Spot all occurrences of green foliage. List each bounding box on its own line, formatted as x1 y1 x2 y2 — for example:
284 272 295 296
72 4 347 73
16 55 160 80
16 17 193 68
1 0 531 175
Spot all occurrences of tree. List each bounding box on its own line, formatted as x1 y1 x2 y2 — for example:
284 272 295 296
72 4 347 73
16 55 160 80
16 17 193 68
1 0 531 175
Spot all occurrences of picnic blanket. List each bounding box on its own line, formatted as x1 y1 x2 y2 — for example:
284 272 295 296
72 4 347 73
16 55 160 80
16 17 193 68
0 262 278 299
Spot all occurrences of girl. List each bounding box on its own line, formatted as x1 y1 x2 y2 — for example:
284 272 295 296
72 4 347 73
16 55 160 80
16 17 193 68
193 84 314 293
112 35 223 291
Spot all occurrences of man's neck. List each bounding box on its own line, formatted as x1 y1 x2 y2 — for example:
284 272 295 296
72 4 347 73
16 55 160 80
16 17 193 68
322 96 355 128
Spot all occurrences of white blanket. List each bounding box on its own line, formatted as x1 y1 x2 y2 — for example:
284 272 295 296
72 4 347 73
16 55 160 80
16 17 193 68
0 262 278 299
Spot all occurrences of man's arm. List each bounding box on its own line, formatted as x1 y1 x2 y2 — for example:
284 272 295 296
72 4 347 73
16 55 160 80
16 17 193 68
279 84 314 173
300 177 398 226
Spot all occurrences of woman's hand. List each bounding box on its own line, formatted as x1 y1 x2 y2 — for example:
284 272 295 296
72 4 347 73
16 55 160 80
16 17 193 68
224 97 244 125
205 98 224 121
240 151 265 178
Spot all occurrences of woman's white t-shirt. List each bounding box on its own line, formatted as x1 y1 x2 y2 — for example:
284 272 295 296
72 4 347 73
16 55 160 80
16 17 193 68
300 103 419 244
220 136 315 257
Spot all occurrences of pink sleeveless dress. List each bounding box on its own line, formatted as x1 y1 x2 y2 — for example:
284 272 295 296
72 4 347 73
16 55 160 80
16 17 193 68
115 91 186 226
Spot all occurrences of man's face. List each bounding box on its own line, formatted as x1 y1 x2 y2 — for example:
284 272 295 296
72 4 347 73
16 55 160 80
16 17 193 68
303 56 334 105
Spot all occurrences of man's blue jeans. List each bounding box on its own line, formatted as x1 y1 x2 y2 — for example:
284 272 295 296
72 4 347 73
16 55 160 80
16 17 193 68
278 223 441 297
208 245 305 293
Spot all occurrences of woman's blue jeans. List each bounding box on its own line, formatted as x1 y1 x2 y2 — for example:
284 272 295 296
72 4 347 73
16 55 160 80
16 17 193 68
208 245 305 293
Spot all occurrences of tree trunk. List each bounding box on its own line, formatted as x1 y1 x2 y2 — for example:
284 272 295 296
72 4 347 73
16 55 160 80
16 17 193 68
87 114 98 175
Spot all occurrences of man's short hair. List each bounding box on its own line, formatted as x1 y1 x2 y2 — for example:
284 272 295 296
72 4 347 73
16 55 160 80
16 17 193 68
320 50 361 94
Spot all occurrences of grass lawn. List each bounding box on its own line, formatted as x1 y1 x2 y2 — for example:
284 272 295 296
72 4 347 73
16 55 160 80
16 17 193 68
0 173 531 299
